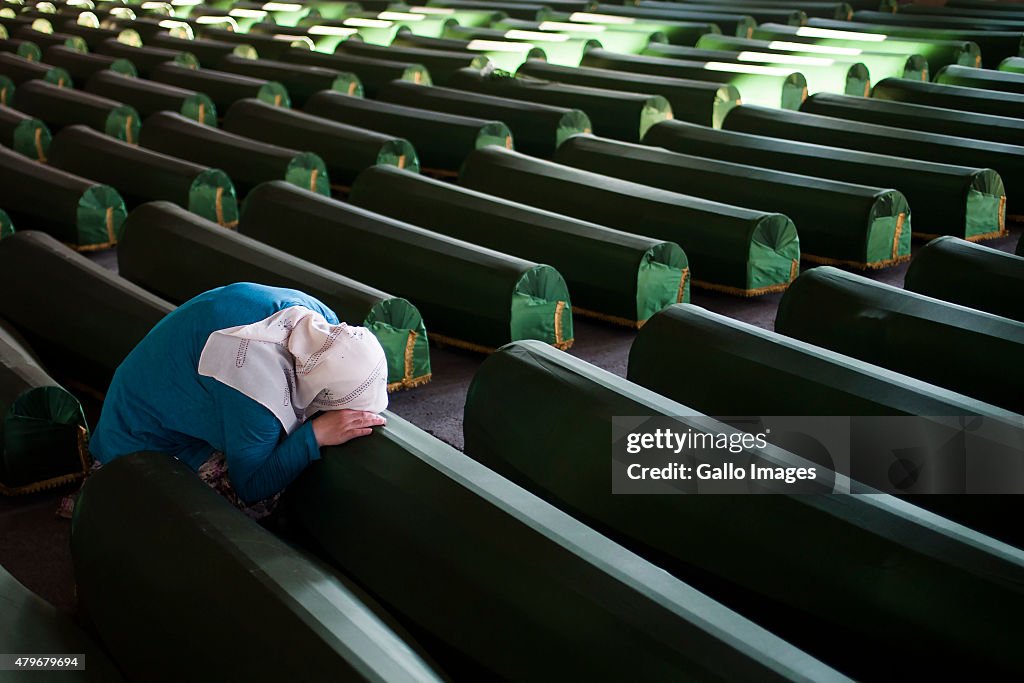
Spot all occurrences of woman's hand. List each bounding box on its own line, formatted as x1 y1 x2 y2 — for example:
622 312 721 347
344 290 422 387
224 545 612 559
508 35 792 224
312 410 387 447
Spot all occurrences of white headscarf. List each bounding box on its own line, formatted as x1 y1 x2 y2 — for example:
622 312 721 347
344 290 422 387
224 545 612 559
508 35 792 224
197 306 388 434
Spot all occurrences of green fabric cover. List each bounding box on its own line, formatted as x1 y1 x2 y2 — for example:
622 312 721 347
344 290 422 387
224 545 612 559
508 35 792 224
0 231 173 388
117 201 431 389
223 98 419 188
460 146 800 295
0 208 11 239
590 5 758 39
1000 56 1024 75
71 452 444 683
723 104 1023 219
148 33 258 68
14 79 139 143
444 24 601 66
558 135 908 268
0 73 11 106
580 48 810 110
904 236 1024 324
216 53 363 107
140 111 329 197
463 339 1024 681
239 181 574 351
776 266 1024 413
350 165 689 326
0 38 42 62
806 16 1019 68
85 70 217 126
801 93 1024 149
447 66 673 142
281 47 432 97
150 61 291 110
0 563 123 681
338 40 492 84
95 37 199 77
0 320 87 493
0 104 50 160
643 120 1006 242
751 23 980 72
42 44 137 82
516 59 739 129
694 34 929 81
0 52 71 86
304 90 511 173
0 146 127 248
634 43 872 96
48 125 239 227
638 1 806 26
875 77 1024 123
286 410 845 682
378 79 590 158
937 64 1024 97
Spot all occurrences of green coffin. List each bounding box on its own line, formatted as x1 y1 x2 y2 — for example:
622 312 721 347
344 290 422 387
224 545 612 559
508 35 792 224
286 410 844 682
590 5 758 38
0 147 126 249
801 92 1024 149
223 98 418 188
0 52 72 86
391 33 547 73
0 104 49 160
638 43 872 96
48 125 238 227
463 339 1024 681
0 38 42 63
580 48 810 110
337 40 491 84
444 24 600 66
904 236 1024 324
118 201 431 389
0 231 173 388
876 76 1024 120
723 104 1022 223
694 34 929 81
776 266 1024 413
819 14 1023 67
13 29 89 55
643 120 1006 242
216 54 362 107
558 134 908 268
516 59 739 129
71 453 444 683
638 1 806 26
937 64 1024 97
140 111 329 197
1000 56 1024 74
658 0 853 21
493 18 676 54
13 79 139 143
197 25 306 61
239 181 574 351
304 90 510 174
57 21 140 52
148 33 258 68
86 70 217 126
280 47 432 97
0 564 123 681
0 319 88 494
447 67 672 142
149 61 290 110
94 37 199 77
378 79 589 158
750 23 980 72
460 146 800 295
42 44 136 81
350 165 688 326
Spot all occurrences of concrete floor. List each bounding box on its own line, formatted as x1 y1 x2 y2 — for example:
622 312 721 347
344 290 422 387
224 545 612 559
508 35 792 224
1 226 1020 615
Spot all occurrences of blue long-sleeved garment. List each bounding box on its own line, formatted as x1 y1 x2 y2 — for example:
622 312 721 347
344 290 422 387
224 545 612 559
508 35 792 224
90 283 339 503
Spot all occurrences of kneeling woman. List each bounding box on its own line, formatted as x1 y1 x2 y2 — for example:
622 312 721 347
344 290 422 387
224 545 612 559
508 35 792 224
90 282 388 518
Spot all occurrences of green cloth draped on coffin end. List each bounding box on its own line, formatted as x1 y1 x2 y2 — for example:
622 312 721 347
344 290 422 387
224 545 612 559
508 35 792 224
0 74 13 105
188 168 239 227
103 103 140 144
180 91 218 126
509 265 574 348
11 116 51 161
0 322 89 494
904 236 1024 324
77 184 128 249
0 209 12 239
284 151 330 196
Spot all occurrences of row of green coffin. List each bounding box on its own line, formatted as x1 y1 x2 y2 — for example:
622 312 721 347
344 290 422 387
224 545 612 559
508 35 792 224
720 103 1024 217
70 434 848 682
462 339 1024 681
642 119 1006 242
872 75 1024 122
